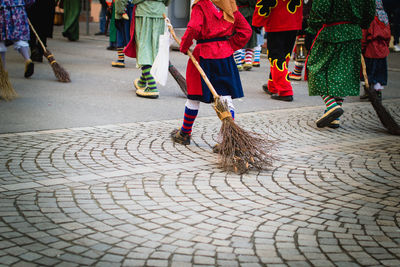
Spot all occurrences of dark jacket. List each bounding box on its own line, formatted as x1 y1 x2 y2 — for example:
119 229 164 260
27 0 55 38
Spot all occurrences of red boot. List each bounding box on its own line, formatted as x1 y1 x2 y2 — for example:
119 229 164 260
270 59 293 98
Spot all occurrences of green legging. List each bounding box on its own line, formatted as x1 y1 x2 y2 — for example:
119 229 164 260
63 0 81 41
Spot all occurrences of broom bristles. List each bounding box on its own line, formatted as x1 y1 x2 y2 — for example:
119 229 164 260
219 120 275 174
213 97 275 173
0 58 18 101
44 50 71 83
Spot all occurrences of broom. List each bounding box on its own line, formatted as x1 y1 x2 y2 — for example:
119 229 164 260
0 57 18 101
28 19 71 83
361 55 400 135
168 61 187 96
164 15 275 173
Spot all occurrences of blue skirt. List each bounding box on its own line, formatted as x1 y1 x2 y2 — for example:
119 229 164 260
188 56 244 103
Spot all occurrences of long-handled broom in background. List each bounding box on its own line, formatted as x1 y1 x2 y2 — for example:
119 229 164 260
164 15 275 174
361 55 400 135
168 61 187 96
28 19 71 83
0 57 18 101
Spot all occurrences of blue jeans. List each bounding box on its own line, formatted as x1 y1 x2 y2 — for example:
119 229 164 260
99 5 106 33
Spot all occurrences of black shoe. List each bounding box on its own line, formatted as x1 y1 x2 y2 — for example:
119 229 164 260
95 31 105 36
376 90 382 101
24 59 34 78
360 84 370 100
360 92 369 100
328 119 340 129
316 106 344 128
262 84 273 95
107 46 117 51
63 32 77 41
62 31 71 39
171 129 191 145
271 94 293 102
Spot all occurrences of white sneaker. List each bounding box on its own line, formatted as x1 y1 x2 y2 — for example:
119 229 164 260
374 82 384 90
393 44 400 52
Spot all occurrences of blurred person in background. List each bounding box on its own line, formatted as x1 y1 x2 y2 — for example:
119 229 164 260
60 0 81 41
0 0 36 78
27 0 55 62
382 0 400 51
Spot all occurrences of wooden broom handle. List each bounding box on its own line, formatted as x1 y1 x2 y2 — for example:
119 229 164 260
163 14 220 99
360 55 369 89
27 19 48 53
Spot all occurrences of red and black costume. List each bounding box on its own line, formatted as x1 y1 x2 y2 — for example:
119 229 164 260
180 0 251 102
253 0 303 98
170 0 251 145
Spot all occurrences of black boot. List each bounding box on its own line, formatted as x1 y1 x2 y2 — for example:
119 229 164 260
30 47 43 62
171 129 191 145
376 90 382 101
360 85 369 100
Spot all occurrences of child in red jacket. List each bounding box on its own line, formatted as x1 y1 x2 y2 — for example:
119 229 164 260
361 0 391 100
171 0 251 145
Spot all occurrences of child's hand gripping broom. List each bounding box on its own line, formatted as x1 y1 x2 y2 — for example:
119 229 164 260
28 19 71 83
0 57 18 101
164 15 275 174
361 55 400 135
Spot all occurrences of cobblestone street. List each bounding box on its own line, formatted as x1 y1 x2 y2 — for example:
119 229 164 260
1 101 399 267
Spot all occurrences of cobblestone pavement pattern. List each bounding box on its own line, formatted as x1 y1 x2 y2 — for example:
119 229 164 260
0 101 399 267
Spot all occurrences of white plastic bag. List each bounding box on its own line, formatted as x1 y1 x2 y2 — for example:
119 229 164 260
151 22 171 86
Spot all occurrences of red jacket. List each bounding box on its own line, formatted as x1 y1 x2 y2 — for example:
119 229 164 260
362 16 391 59
252 0 303 32
180 0 251 97
180 0 251 59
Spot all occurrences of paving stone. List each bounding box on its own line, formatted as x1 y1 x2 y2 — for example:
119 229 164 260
216 260 239 267
19 252 42 261
380 259 400 266
0 255 19 265
331 262 359 267
11 261 38 267
287 261 312 267
34 256 60 266
0 102 399 266
100 253 124 263
194 255 215 265
326 253 352 262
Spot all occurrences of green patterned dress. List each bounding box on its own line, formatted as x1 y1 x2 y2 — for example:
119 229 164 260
306 0 375 97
